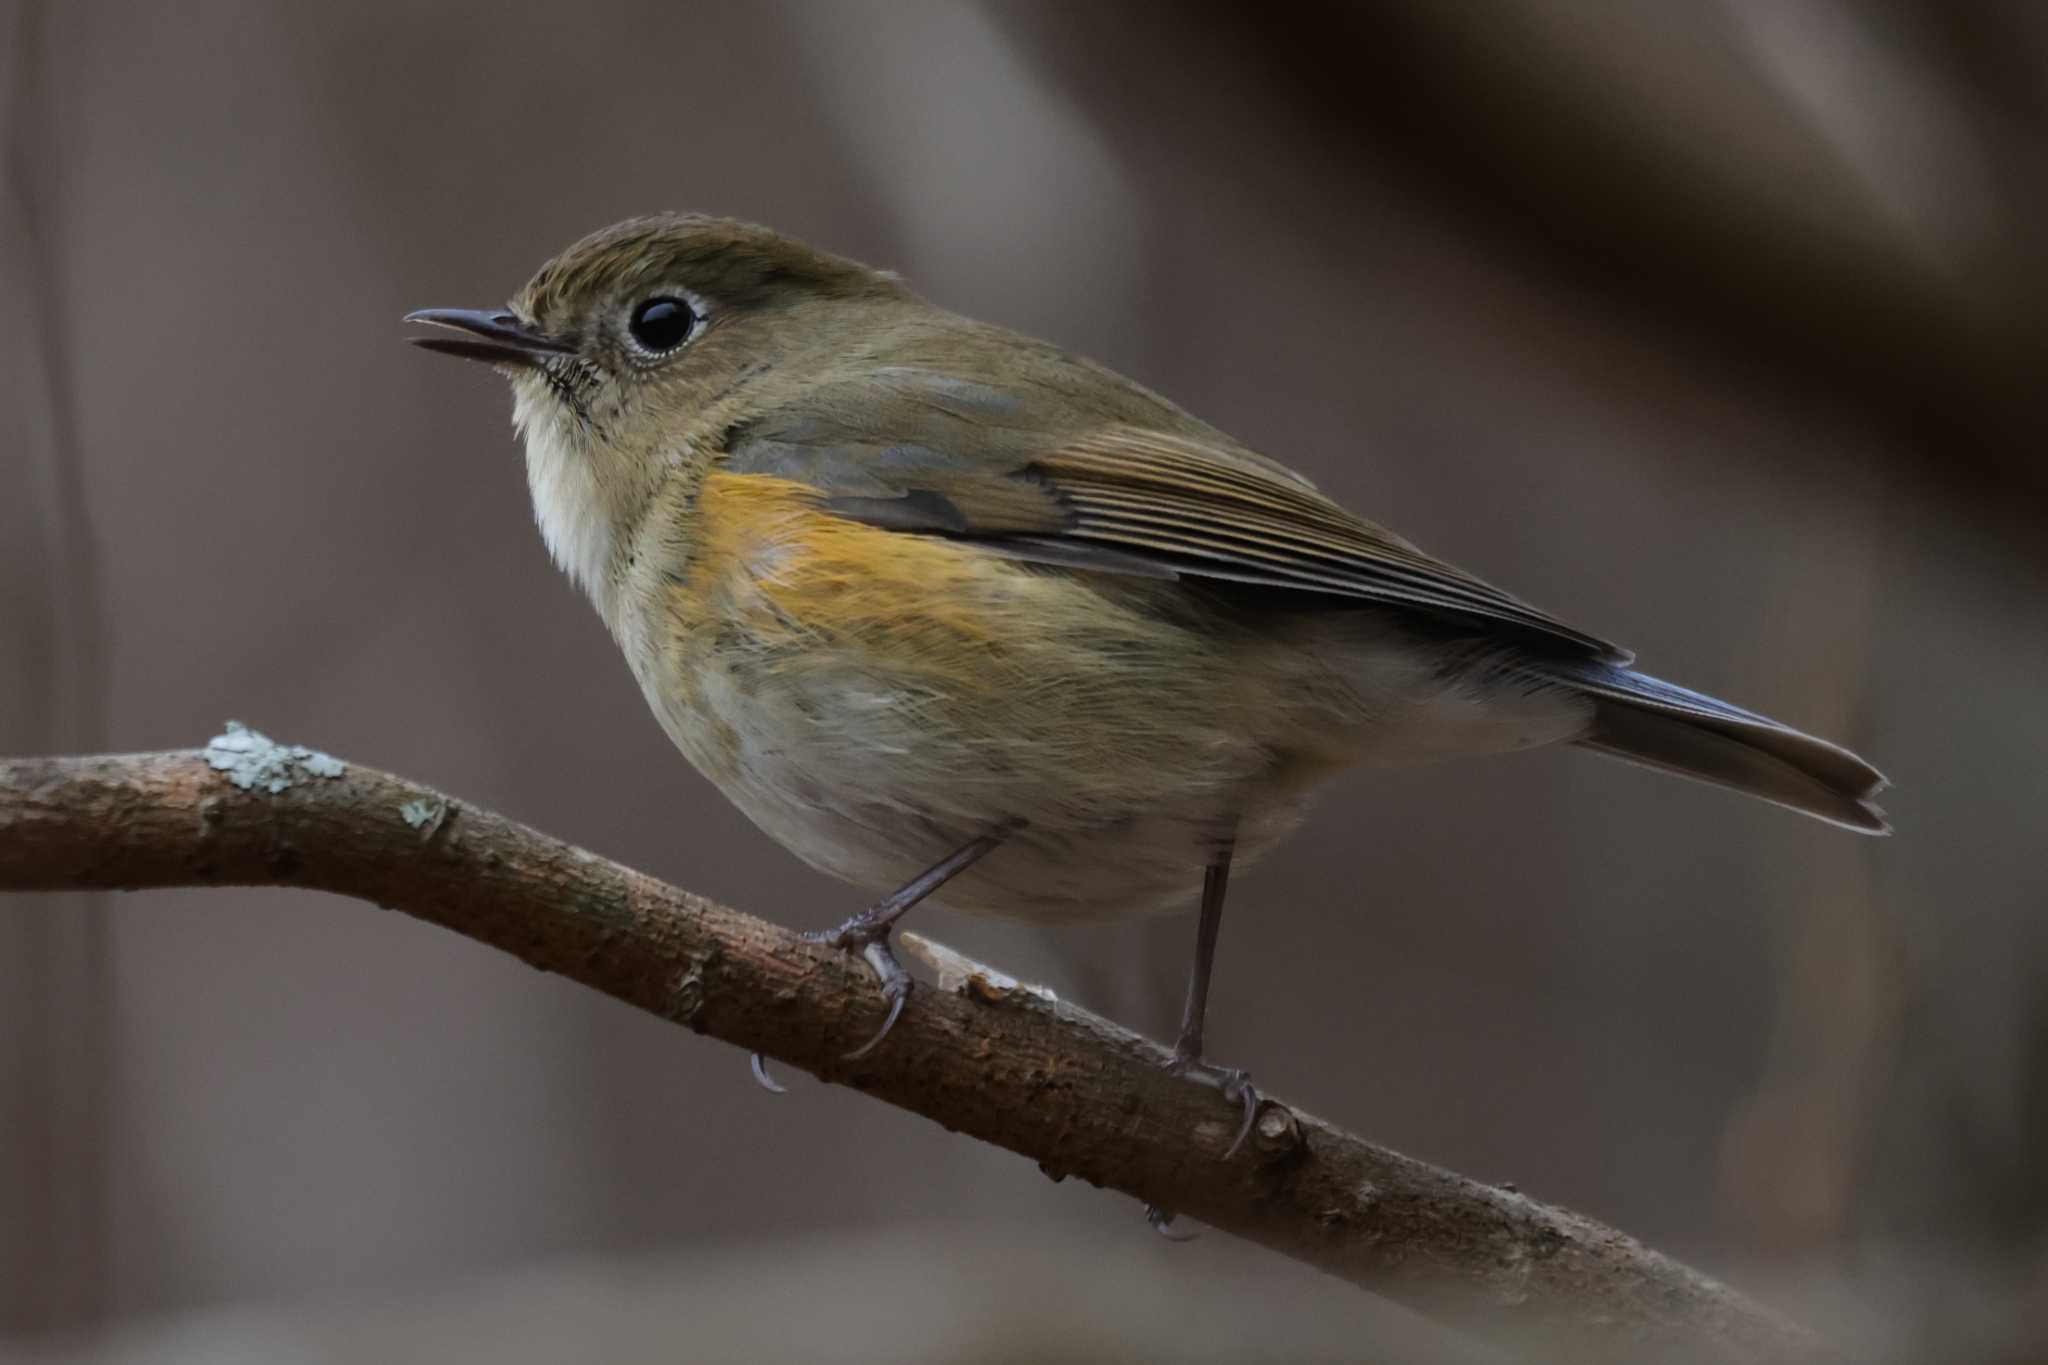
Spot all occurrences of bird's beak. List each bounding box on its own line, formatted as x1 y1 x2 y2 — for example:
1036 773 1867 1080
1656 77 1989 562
403 308 574 367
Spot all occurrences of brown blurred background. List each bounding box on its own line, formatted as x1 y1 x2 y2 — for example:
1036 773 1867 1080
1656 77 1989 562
3 1 2045 1360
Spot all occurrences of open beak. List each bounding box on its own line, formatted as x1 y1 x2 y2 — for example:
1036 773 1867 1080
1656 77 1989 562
403 308 574 367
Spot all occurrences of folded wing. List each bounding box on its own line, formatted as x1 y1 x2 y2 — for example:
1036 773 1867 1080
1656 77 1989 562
727 367 1626 663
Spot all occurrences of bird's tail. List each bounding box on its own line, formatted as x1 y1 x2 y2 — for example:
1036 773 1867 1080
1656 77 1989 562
1539 662 1889 834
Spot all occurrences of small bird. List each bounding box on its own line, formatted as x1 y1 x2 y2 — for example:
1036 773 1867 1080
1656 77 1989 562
408 214 1886 1166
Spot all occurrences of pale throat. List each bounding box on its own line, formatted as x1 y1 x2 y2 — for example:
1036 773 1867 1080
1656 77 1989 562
512 379 616 608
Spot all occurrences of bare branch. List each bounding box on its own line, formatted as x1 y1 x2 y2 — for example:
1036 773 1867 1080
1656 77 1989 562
0 735 1825 1363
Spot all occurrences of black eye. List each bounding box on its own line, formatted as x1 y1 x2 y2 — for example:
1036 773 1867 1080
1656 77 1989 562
628 296 697 352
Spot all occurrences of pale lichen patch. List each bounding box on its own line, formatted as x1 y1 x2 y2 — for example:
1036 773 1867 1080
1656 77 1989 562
900 932 1058 1007
400 798 444 830
204 721 347 794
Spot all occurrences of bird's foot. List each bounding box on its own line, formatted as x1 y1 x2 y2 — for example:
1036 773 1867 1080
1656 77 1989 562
749 915 913 1087
1166 1050 1261 1161
804 911 914 1060
746 828 1019 1090
1139 1051 1259 1239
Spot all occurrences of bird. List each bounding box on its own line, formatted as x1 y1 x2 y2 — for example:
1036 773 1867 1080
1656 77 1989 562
407 212 1887 1180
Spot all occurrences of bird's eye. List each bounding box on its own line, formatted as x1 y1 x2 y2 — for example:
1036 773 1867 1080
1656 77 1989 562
627 295 698 353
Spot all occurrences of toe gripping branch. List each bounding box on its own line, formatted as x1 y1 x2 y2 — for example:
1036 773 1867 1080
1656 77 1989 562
1144 1047 1263 1238
749 823 1018 1088
814 926 917 1062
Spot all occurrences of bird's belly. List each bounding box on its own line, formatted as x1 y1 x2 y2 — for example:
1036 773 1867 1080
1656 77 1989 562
646 624 1320 922
724 771 1302 922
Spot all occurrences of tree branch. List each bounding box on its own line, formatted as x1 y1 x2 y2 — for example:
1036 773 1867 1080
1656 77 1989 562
0 732 1822 1363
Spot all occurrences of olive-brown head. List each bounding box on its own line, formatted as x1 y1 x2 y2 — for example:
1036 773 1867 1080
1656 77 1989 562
406 214 909 599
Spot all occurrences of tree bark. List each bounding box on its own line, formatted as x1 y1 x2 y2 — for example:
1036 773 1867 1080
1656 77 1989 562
0 731 1825 1363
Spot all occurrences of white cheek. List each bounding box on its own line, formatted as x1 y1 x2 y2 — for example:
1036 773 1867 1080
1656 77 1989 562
512 380 614 604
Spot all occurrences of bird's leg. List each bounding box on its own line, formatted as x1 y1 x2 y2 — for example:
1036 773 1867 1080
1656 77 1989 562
810 824 1018 1058
1168 843 1259 1149
751 823 1018 1087
1147 840 1258 1236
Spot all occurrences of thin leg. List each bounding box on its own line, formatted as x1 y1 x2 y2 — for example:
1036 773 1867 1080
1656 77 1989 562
1172 853 1233 1065
813 823 1016 952
751 822 1019 1084
1145 840 1261 1236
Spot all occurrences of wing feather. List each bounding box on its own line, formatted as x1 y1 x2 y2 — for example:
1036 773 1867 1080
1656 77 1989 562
1030 428 1627 661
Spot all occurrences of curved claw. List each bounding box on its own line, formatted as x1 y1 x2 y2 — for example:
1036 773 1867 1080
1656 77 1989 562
750 1052 787 1094
1164 1055 1260 1161
800 832 1013 1064
1222 1080 1260 1160
1146 1205 1199 1241
842 984 907 1060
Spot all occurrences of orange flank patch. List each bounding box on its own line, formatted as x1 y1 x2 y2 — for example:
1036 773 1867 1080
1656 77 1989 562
670 470 1028 681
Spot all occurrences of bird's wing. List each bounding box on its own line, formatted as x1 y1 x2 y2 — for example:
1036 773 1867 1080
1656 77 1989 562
724 370 1628 663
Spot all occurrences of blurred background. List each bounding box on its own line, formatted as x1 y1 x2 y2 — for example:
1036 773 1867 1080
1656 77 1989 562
3 1 2045 1360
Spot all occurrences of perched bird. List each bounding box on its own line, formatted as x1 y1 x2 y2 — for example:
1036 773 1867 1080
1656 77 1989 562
408 214 1887 1175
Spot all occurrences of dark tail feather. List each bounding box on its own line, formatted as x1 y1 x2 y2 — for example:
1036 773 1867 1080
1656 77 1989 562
1543 664 1890 835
